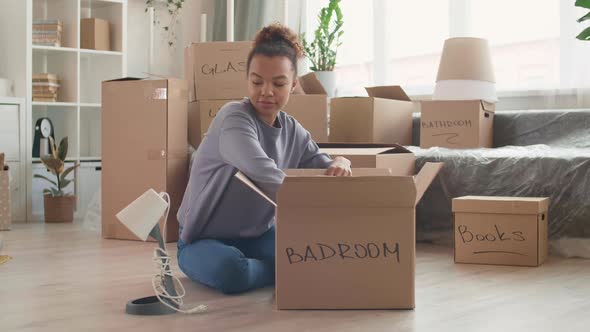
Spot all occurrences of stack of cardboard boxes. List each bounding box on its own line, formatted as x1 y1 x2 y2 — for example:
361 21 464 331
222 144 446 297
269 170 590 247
184 42 330 147
101 78 189 242
283 73 329 143
184 41 251 148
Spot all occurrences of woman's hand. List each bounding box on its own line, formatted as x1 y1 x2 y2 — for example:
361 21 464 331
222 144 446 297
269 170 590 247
325 156 352 176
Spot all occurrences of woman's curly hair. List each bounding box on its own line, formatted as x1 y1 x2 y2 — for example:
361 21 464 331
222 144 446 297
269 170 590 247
247 23 305 76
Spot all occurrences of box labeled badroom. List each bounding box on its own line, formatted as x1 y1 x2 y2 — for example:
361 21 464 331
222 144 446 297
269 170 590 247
452 196 549 267
283 73 328 143
330 86 415 145
184 41 251 102
188 99 240 148
236 162 443 309
102 78 188 241
420 100 495 149
319 143 415 176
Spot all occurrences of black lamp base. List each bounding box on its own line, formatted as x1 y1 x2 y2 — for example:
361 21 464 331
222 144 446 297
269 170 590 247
125 296 177 315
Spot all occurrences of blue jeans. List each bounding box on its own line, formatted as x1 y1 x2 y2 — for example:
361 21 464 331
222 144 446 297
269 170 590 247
177 227 275 294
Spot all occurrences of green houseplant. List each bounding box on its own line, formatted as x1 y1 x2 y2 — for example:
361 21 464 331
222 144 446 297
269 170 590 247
576 0 590 40
145 0 185 48
300 0 344 96
34 136 78 223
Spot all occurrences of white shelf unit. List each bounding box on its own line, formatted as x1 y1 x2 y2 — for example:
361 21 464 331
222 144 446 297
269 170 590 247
0 0 127 222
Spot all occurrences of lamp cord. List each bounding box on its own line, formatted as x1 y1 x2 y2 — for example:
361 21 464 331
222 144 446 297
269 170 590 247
152 192 208 314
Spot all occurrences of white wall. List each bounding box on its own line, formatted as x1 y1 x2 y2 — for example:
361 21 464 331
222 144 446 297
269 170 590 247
127 0 216 79
0 0 27 98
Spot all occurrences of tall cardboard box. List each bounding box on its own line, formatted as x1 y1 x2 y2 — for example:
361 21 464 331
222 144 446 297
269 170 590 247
184 41 251 102
0 166 10 231
102 78 188 241
237 162 442 309
420 100 495 149
453 196 549 267
319 143 415 176
188 99 240 148
81 18 110 51
330 86 415 145
283 73 328 143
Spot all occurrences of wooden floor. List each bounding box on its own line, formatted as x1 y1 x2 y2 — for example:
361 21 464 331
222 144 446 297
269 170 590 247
1 223 590 332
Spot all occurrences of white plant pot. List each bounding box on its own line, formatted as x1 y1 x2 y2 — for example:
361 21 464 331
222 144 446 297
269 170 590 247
314 71 337 98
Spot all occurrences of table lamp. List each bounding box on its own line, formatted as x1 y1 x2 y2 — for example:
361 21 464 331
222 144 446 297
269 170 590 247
116 189 207 315
433 37 497 103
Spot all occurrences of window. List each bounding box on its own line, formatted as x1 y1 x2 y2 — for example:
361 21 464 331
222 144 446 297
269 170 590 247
303 0 590 97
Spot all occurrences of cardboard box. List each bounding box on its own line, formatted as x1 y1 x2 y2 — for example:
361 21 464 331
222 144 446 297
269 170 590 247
420 100 495 149
236 162 443 309
184 41 251 102
188 99 239 148
0 165 11 231
330 86 415 145
102 78 188 241
452 196 549 267
81 18 110 51
319 143 415 176
283 73 328 143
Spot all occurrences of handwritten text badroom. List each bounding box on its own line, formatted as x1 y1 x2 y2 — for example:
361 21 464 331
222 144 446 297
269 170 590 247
285 242 400 264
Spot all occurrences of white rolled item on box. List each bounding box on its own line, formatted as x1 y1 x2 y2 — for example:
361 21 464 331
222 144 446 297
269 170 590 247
433 79 498 103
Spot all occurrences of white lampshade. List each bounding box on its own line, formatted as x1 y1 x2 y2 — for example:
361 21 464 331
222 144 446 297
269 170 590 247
116 189 168 241
433 37 497 102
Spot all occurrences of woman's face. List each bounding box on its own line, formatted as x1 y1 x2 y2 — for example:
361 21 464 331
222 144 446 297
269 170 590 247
247 55 297 121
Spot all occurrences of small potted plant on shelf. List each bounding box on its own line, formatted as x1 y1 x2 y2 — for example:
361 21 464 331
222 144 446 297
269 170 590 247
34 136 78 223
300 0 344 97
576 0 590 41
145 0 185 48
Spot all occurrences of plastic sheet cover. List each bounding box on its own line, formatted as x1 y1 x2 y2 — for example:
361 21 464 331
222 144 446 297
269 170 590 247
412 145 590 257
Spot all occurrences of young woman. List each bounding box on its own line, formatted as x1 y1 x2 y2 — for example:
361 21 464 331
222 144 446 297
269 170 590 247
176 23 351 294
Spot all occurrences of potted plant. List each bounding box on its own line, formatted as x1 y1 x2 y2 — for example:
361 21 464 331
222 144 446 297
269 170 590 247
301 0 344 97
34 136 78 223
576 0 590 41
145 0 185 48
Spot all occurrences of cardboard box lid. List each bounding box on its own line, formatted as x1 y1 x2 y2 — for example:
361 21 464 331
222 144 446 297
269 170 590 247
365 86 411 101
102 77 187 101
104 77 144 82
318 143 412 157
452 196 549 214
293 72 327 95
236 162 442 209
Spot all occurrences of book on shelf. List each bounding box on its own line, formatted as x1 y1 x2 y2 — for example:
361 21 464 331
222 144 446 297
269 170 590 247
33 24 63 32
32 41 61 47
32 97 58 102
32 73 58 81
32 85 59 91
33 19 61 25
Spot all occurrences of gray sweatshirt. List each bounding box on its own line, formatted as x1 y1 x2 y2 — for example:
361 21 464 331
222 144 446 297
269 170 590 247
177 99 333 244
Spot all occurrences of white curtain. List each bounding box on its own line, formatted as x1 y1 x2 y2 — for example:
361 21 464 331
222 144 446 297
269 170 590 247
212 0 287 42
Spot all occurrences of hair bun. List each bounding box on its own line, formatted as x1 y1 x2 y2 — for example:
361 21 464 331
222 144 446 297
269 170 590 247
254 22 304 59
